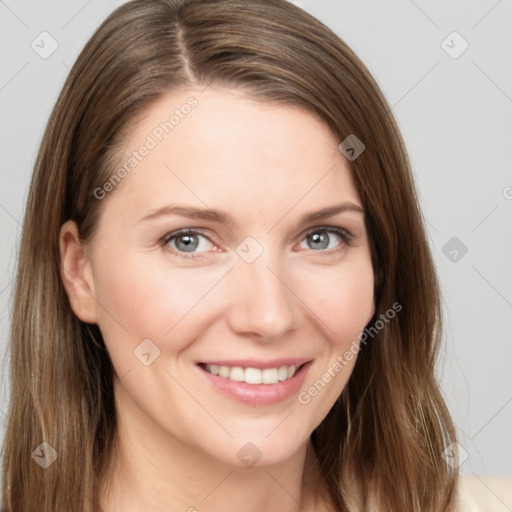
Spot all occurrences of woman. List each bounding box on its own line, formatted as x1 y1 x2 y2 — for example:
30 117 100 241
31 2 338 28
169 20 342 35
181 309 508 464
1 0 510 511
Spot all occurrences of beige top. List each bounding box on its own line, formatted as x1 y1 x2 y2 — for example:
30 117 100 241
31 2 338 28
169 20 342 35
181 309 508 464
337 474 512 511
455 475 512 511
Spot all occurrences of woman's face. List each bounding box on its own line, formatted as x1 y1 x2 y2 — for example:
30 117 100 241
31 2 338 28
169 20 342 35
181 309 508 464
69 87 375 467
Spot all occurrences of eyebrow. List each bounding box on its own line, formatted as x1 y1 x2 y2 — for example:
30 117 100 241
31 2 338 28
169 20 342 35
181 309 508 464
139 202 365 228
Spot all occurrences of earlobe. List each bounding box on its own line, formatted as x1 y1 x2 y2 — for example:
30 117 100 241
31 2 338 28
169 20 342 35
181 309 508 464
59 220 98 324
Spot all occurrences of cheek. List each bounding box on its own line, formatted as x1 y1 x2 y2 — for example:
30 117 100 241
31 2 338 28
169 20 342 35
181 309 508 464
91 251 226 353
303 259 375 344
92 243 374 373
295 263 374 423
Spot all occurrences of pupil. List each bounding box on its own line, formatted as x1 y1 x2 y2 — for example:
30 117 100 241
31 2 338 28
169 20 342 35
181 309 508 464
310 232 328 250
177 234 198 252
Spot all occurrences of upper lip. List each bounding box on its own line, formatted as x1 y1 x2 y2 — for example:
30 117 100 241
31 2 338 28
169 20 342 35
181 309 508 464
197 358 311 370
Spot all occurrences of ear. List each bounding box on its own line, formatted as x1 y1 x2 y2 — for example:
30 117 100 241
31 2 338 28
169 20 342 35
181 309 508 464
59 220 98 324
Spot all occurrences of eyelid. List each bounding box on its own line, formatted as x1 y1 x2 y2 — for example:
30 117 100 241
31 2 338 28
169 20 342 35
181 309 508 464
159 224 354 259
161 227 212 244
160 228 216 260
301 224 354 243
296 225 355 256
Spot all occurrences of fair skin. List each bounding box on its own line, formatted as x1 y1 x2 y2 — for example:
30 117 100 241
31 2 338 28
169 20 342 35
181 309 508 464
59 87 375 512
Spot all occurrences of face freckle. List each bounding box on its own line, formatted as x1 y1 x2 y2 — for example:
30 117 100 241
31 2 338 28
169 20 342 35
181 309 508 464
86 86 375 468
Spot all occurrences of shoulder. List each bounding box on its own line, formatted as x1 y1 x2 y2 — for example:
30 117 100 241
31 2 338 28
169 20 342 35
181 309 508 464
454 474 512 512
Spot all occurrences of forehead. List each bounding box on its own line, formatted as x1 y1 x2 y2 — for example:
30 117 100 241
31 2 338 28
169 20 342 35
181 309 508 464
103 87 361 221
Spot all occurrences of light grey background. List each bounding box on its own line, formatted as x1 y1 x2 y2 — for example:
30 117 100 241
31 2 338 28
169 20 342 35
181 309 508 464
1 0 511 480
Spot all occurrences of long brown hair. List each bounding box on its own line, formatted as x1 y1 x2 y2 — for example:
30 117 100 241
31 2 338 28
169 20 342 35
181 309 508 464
1 0 458 510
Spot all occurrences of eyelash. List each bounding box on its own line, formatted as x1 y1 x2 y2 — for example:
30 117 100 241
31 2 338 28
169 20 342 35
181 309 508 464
159 226 354 260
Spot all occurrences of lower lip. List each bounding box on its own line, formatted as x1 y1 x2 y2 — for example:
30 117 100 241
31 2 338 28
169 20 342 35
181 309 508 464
197 362 312 406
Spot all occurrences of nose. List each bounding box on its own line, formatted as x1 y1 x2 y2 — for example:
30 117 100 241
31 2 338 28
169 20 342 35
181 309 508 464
225 249 301 342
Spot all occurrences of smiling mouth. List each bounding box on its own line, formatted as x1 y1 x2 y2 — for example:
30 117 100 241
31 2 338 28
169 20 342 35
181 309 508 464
198 363 306 385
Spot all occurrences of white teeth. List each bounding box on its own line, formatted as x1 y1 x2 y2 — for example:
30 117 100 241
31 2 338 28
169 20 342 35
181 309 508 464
204 364 299 384
262 368 277 384
245 367 263 384
277 366 288 381
229 367 244 382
